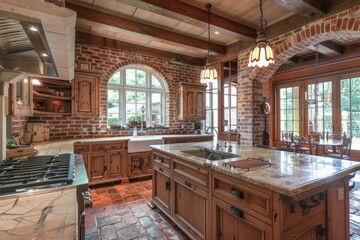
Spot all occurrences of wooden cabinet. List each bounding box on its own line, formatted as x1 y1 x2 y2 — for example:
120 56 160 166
72 70 100 116
74 140 128 185
212 197 272 240
151 150 209 240
152 151 172 215
8 78 33 116
176 82 206 121
128 151 152 178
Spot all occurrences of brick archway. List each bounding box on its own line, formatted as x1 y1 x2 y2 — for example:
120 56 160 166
237 6 360 146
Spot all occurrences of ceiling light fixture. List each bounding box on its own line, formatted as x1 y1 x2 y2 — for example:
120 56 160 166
32 79 41 86
248 0 275 68
29 26 38 32
42 53 48 57
200 3 218 84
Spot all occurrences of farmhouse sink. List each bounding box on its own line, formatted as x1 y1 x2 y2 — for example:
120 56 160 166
128 136 164 153
181 148 239 161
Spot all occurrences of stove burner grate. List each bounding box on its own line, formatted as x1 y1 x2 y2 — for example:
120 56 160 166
0 154 74 193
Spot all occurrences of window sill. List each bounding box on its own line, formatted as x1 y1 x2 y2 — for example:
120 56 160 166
107 126 169 132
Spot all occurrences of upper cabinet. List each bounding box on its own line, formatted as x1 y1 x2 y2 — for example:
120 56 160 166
72 70 100 116
8 78 33 116
176 82 206 121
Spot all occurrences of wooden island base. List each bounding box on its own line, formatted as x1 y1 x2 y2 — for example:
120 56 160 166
152 149 351 240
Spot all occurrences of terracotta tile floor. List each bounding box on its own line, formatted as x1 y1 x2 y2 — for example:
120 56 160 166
85 178 189 240
86 177 360 240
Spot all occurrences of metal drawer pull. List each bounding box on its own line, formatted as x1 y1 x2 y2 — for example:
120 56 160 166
230 206 244 218
185 181 192 188
231 188 244 199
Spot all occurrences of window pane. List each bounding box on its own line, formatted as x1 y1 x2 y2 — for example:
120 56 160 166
126 91 136 103
341 77 360 150
109 71 120 84
126 69 136 85
136 70 146 86
279 86 299 136
151 75 162 88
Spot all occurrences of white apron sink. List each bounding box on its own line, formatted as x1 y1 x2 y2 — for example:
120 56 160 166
128 136 164 153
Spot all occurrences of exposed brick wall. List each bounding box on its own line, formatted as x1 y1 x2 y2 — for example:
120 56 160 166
28 44 202 140
238 6 360 146
10 116 27 136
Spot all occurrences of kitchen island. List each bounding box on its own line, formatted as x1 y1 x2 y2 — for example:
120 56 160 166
150 141 360 240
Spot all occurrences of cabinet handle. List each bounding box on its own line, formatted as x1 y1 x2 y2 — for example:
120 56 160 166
231 188 244 199
99 146 105 150
230 206 244 218
159 167 163 172
165 180 171 191
111 145 116 149
184 181 192 188
104 165 108 172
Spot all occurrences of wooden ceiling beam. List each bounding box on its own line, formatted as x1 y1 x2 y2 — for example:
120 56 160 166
117 0 256 38
66 2 226 55
75 31 206 66
318 40 344 56
271 0 326 17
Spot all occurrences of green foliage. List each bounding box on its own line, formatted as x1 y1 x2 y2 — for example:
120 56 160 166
127 115 142 122
107 116 119 126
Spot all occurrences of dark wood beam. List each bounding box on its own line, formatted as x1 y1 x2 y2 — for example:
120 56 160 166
271 0 326 17
66 2 226 55
318 40 344 56
117 0 256 38
75 31 206 66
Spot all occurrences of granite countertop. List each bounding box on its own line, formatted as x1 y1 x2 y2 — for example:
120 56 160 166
34 134 213 155
150 141 360 198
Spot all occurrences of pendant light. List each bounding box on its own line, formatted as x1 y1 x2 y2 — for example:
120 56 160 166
248 0 275 68
200 3 218 84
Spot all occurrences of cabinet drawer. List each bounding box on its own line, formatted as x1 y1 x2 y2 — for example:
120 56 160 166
91 141 127 151
153 151 171 169
74 144 90 153
173 158 208 191
283 192 326 231
212 172 272 223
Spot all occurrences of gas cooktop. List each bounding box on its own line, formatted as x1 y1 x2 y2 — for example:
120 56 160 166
0 153 75 194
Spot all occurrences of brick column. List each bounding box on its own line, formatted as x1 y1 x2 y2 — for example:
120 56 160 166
237 69 263 146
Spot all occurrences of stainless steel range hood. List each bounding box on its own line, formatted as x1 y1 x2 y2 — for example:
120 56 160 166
0 0 76 82
0 12 59 78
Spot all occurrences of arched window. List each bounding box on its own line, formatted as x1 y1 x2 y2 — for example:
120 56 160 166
107 65 167 128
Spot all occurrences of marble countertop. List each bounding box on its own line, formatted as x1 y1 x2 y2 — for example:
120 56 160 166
150 141 360 198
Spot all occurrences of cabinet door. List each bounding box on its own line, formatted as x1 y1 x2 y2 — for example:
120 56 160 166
212 197 272 240
108 150 124 178
73 72 99 116
89 153 107 182
195 89 205 118
173 177 207 239
152 165 171 215
284 212 326 240
128 153 145 177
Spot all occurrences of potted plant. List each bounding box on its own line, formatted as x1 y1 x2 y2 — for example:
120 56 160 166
127 115 145 128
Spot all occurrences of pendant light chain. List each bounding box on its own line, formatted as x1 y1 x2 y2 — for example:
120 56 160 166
206 3 211 64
